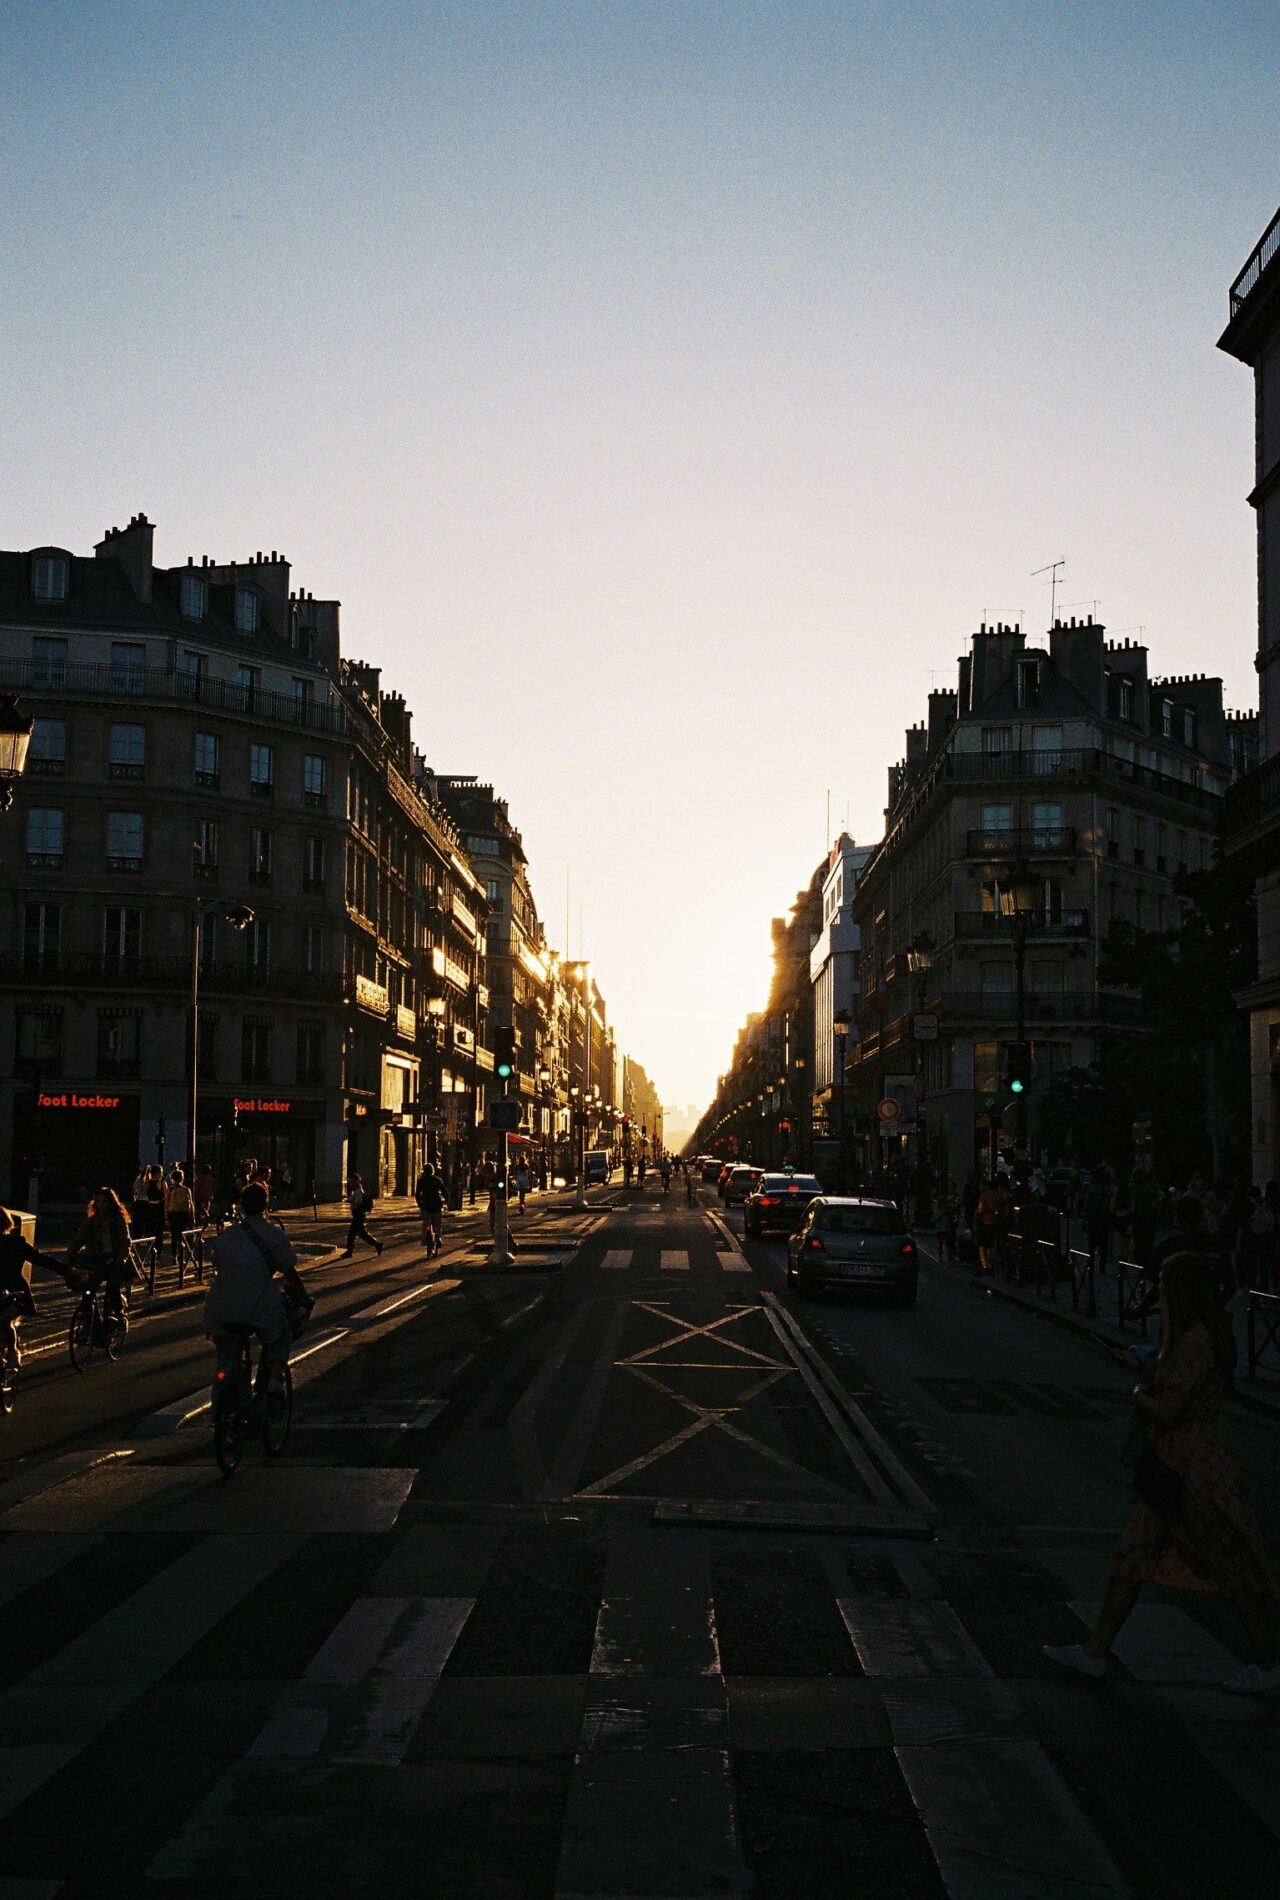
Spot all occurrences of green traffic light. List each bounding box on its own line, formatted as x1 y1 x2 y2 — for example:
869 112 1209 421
497 1061 513 1079
1010 1078 1025 1094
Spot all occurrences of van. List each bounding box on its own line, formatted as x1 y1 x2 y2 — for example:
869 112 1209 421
585 1150 611 1185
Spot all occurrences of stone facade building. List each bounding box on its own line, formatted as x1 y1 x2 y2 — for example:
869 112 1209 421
848 616 1254 1183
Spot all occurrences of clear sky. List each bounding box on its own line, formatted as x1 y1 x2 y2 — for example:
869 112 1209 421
3 1 1276 1112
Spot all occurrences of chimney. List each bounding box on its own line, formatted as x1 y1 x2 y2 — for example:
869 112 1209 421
928 688 958 752
1105 635 1150 729
1049 615 1106 711
95 511 154 603
969 621 1024 706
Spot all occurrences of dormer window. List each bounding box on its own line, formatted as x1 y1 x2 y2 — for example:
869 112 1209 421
1182 708 1196 748
1118 676 1134 721
31 552 68 602
1015 659 1041 709
1161 698 1174 738
234 587 259 634
180 573 208 621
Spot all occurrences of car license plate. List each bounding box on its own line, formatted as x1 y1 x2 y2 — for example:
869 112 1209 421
843 1263 888 1279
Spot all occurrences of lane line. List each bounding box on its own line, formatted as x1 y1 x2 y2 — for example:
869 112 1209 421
547 1302 631 1500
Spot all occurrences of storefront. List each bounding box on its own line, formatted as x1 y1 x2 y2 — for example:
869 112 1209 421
201 1095 326 1202
10 1088 141 1206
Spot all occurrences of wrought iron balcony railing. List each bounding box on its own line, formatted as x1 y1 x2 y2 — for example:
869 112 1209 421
953 909 1090 939
965 826 1077 857
0 656 346 736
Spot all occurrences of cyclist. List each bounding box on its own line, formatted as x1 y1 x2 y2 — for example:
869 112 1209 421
66 1187 135 1331
0 1205 80 1369
414 1161 445 1260
203 1183 313 1402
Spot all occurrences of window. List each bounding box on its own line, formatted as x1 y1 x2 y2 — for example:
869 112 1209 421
22 903 60 972
1118 676 1134 721
1109 881 1118 924
246 917 271 971
249 742 274 796
1105 807 1118 859
31 636 67 688
110 642 145 694
249 826 273 885
465 834 501 856
981 962 1014 998
1160 698 1173 738
102 1007 152 1090
198 910 218 971
1041 877 1063 925
1177 829 1189 872
16 1006 62 1075
1030 961 1064 993
28 718 66 775
486 877 501 904
31 553 68 602
1155 823 1167 871
290 678 312 718
179 649 206 695
109 722 145 779
1135 891 1144 930
194 731 219 787
235 663 258 710
303 924 325 973
180 572 208 620
103 906 141 968
980 803 1013 841
242 1018 272 1082
303 836 326 891
234 588 259 634
193 817 219 879
1031 801 1064 848
982 726 1013 758
196 1011 219 1081
303 754 327 807
1183 709 1196 748
297 1020 325 1086
106 811 144 871
1015 659 1041 708
1199 835 1209 871
1030 725 1063 774
25 807 64 869
1132 816 1146 866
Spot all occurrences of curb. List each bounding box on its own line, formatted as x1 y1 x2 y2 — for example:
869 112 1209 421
919 1240 1280 1423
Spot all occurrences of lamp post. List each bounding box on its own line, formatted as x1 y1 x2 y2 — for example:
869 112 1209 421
563 961 591 1209
793 1054 807 1168
188 898 255 1180
539 1064 552 1184
0 695 34 812
906 931 935 1223
833 1007 852 1190
998 860 1040 1170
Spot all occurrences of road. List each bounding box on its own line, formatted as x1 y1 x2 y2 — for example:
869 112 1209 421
0 1180 1276 1897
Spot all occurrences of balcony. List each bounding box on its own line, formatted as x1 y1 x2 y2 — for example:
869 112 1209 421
0 953 346 1005
354 974 389 1016
940 989 1145 1027
1229 204 1280 316
25 852 63 871
0 656 347 736
1224 754 1280 875
953 909 1090 940
965 826 1076 858
105 856 143 875
395 1004 416 1043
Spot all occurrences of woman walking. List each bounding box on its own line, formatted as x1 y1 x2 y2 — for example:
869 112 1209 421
1044 1252 1278 1694
165 1168 194 1263
342 1174 383 1259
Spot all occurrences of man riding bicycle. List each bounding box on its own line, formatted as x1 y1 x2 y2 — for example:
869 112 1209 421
203 1184 313 1401
0 1205 79 1369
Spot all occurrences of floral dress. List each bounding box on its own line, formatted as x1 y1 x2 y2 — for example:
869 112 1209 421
1111 1322 1275 1599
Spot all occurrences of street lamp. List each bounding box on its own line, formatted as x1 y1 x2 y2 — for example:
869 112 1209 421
998 860 1040 1164
189 899 255 1182
563 961 592 1208
833 1007 852 1190
538 1064 552 1181
0 695 34 811
793 1054 806 1167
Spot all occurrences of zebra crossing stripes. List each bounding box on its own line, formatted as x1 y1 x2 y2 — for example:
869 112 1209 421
660 1250 689 1272
597 1248 749 1275
600 1250 631 1271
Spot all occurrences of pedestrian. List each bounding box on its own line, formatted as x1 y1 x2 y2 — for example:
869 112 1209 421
235 1156 258 1197
144 1163 166 1242
623 1155 633 1190
1045 1252 1278 1693
974 1177 1007 1275
414 1162 445 1259
342 1174 383 1259
480 1156 498 1233
165 1167 194 1263
515 1160 531 1212
944 1180 959 1263
1084 1165 1116 1276
1128 1161 1161 1270
278 1160 293 1205
193 1161 215 1226
129 1163 149 1234
1248 1183 1279 1292
961 1168 979 1241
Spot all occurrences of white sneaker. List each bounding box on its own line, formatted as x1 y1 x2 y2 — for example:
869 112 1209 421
1043 1642 1108 1679
1222 1662 1280 1695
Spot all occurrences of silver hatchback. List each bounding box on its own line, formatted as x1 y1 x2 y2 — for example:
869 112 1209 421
787 1197 918 1306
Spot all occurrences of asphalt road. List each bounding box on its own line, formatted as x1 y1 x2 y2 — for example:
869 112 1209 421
0 1181 1276 1898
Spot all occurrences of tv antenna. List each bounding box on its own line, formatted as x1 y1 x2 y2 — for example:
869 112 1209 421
1063 598 1100 620
1032 558 1066 626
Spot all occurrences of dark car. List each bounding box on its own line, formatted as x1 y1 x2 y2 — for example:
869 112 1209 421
716 1162 736 1199
700 1157 724 1183
724 1165 764 1207
743 1172 823 1238
786 1197 918 1305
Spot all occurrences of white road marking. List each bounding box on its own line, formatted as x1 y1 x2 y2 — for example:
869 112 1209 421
659 1250 689 1272
600 1250 631 1271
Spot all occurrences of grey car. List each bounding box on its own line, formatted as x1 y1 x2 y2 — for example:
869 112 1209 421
786 1197 918 1305
724 1165 763 1207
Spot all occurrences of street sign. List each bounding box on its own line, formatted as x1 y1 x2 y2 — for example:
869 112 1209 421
423 1107 446 1127
489 1099 522 1131
876 1097 902 1123
912 1013 939 1041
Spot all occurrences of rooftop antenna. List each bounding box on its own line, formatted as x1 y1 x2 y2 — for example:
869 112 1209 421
1063 598 1100 619
1032 558 1066 626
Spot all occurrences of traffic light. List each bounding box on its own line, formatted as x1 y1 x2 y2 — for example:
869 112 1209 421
496 1060 514 1081
1004 1042 1032 1095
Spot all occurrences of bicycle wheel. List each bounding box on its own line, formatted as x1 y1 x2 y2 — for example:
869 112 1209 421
0 1362 17 1416
104 1306 128 1362
213 1383 247 1476
262 1362 292 1457
69 1298 96 1371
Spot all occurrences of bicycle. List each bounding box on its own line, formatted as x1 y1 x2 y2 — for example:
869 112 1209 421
212 1292 312 1477
68 1273 129 1370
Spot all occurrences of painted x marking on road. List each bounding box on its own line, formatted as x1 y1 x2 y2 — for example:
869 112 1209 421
618 1301 789 1370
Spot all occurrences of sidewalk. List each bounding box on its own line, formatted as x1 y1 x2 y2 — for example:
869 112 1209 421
920 1235 1280 1421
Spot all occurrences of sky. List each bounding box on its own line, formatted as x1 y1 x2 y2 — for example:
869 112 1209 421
2 1 1277 1113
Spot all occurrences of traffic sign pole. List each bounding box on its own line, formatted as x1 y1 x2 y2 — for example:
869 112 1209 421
488 1066 517 1268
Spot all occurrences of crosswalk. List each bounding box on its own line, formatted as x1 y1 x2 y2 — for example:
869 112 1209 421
599 1247 751 1274
1 1478 1277 1896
